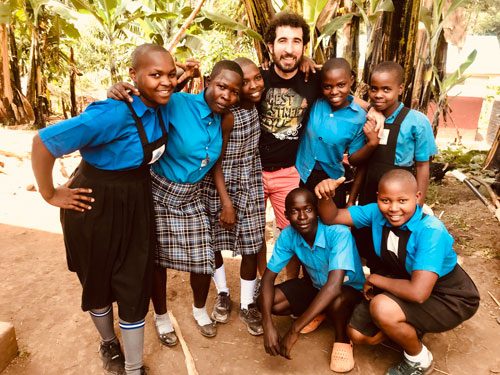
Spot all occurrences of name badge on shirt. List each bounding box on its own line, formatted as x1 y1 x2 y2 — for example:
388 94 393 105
343 275 349 283
201 154 210 168
149 144 165 165
379 128 390 145
387 231 400 256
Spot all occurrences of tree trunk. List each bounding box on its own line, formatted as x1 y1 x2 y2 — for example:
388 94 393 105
361 0 421 105
342 0 360 76
241 0 275 64
0 22 14 124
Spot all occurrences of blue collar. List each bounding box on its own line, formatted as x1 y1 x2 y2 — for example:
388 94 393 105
196 90 215 120
386 102 404 122
296 219 326 250
345 95 359 112
377 204 423 230
130 95 156 117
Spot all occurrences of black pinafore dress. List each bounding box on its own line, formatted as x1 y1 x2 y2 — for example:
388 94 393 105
349 216 480 337
61 102 168 322
377 219 480 334
359 106 413 205
355 107 413 273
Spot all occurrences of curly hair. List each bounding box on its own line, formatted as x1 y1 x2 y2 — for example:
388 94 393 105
264 12 310 46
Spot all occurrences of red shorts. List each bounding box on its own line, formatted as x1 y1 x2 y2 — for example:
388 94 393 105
262 166 300 230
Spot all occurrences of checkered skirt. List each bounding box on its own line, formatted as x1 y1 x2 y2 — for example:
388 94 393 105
151 170 214 274
201 106 265 256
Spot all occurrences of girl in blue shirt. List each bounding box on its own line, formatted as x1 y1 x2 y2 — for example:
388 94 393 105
315 170 479 375
31 44 177 375
201 57 266 336
296 58 380 208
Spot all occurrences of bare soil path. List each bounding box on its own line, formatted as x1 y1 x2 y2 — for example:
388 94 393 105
1 127 499 375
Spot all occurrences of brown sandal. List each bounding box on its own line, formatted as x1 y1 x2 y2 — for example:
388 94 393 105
330 341 354 373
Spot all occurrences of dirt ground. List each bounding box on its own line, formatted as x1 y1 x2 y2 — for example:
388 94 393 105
1 127 500 375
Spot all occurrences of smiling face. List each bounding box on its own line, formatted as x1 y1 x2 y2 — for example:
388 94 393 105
285 190 318 238
268 26 305 77
321 68 354 111
204 69 242 114
239 63 264 109
377 178 421 227
129 50 177 108
368 70 403 117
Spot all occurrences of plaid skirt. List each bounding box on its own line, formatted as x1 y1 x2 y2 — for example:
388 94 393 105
151 170 214 274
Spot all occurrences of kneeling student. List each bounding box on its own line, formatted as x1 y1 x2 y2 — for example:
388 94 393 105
315 170 480 375
259 187 365 373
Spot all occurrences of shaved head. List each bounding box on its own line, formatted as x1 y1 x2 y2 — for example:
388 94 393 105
210 60 243 80
132 44 172 70
378 169 417 193
234 57 256 69
322 58 352 78
285 187 317 212
371 61 404 85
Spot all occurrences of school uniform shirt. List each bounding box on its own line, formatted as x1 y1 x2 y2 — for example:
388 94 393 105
152 90 222 183
258 67 322 169
385 103 438 167
296 96 367 181
39 96 166 170
267 220 365 291
348 204 457 277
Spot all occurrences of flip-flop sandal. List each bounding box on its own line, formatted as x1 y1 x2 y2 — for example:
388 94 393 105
330 341 354 373
300 313 326 334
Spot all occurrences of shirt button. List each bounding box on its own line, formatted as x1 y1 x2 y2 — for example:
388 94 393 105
209 121 212 125
329 113 333 117
205 147 208 150
319 137 322 140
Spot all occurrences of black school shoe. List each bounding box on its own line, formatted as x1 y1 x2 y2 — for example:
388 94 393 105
386 357 434 375
99 339 125 375
239 303 263 336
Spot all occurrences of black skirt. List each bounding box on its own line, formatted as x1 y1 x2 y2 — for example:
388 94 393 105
61 160 155 322
349 265 480 336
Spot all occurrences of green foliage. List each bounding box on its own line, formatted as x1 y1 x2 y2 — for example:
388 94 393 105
470 0 500 39
434 145 487 172
203 10 262 41
315 13 353 49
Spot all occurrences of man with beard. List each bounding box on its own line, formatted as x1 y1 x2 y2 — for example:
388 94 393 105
256 12 323 279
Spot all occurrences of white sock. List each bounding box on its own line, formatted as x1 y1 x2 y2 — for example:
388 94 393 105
404 344 433 367
212 264 229 295
192 305 212 326
154 312 174 334
240 278 257 309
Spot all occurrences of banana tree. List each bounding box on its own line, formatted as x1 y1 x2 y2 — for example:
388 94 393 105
415 0 474 134
69 0 151 83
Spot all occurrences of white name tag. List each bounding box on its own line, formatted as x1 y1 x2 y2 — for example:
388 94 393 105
149 144 165 164
343 275 350 283
387 231 400 256
379 128 390 145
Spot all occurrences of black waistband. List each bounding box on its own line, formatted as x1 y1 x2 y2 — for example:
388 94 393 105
80 160 149 182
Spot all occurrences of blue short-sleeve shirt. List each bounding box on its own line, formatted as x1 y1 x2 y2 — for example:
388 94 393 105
152 90 222 183
348 204 457 277
387 103 438 167
296 96 367 181
267 220 365 291
39 96 166 171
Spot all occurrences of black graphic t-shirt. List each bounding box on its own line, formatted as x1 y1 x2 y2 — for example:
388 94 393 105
258 66 321 169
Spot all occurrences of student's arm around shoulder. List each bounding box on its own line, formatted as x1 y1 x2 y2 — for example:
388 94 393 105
314 177 355 226
211 112 236 229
